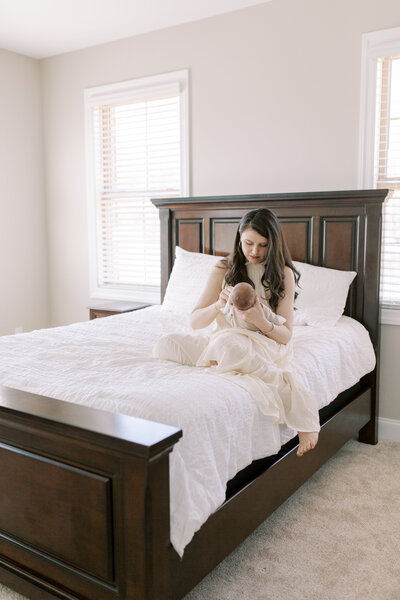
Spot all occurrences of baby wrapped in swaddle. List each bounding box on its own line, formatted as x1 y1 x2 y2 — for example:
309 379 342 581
221 282 286 331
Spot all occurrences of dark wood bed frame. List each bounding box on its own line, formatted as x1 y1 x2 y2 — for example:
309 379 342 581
0 189 388 600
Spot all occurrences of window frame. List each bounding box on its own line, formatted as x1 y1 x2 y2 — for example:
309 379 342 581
359 27 400 326
84 70 189 303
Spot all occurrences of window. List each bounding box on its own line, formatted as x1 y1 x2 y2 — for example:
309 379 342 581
359 28 400 325
85 70 189 303
374 56 400 308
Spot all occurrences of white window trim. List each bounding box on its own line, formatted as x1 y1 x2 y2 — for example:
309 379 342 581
358 26 400 326
84 69 189 303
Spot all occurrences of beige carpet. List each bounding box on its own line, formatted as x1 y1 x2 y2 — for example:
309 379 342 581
1 439 399 600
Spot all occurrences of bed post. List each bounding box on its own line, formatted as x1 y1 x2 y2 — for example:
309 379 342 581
358 198 384 445
159 206 172 301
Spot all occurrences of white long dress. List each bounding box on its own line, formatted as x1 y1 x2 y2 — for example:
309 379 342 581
153 263 320 433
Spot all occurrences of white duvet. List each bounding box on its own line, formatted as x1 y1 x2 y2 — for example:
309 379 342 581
0 307 375 556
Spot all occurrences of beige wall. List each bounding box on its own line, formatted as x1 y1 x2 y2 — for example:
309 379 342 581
0 49 49 335
380 325 400 421
16 0 399 421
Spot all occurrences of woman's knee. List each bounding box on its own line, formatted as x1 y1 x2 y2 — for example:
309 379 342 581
153 333 208 366
153 334 182 362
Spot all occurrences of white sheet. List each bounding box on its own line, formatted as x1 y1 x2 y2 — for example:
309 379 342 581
0 307 375 556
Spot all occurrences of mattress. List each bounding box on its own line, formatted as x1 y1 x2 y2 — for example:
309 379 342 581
0 307 376 556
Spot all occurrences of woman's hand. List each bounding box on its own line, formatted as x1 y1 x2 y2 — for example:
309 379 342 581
235 295 269 329
215 286 233 310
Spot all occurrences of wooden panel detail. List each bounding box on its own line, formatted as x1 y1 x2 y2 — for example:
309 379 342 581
210 218 241 256
321 216 359 272
0 443 114 582
176 219 203 253
320 216 360 318
279 217 313 263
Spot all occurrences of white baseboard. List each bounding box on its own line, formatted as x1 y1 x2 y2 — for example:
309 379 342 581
378 417 400 442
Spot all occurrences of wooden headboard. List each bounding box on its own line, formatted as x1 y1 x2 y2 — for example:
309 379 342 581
152 189 389 350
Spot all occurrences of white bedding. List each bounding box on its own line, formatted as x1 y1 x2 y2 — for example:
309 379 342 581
0 307 375 556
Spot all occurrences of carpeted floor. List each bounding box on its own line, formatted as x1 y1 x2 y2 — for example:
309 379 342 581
1 439 399 600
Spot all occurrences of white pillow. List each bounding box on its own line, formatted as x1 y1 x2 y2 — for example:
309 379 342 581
162 246 223 314
293 261 356 327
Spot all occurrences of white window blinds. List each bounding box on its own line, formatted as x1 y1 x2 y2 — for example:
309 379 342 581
374 56 400 307
85 71 189 303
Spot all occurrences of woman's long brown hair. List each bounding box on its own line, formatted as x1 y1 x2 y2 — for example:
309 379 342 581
221 208 299 311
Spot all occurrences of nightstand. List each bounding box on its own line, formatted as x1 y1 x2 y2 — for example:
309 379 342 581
88 301 151 320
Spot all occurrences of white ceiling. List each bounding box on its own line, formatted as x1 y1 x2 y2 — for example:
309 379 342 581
0 0 270 59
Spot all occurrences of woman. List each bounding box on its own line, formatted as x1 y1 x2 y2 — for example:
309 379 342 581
155 208 320 457
191 208 295 344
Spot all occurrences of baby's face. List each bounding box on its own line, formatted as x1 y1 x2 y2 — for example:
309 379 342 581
230 283 255 310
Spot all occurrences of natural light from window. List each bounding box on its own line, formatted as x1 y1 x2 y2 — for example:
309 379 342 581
387 58 400 178
85 70 188 303
374 55 400 307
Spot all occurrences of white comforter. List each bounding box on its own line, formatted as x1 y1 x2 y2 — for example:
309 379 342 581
0 307 375 556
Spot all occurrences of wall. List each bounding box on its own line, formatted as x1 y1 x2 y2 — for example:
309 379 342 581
0 49 49 335
40 0 400 421
380 324 400 422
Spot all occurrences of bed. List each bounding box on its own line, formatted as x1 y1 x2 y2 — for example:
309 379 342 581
0 189 388 600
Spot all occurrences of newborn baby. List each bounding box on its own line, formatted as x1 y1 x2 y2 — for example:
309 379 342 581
222 282 286 332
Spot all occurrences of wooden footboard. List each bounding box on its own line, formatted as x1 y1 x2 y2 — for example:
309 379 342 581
0 384 372 600
0 386 181 600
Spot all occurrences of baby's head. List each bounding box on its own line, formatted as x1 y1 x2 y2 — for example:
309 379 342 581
230 282 256 311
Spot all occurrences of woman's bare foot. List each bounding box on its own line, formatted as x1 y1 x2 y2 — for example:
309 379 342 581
297 431 319 456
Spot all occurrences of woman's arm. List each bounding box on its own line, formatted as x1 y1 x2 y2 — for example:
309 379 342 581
236 266 295 345
190 263 228 329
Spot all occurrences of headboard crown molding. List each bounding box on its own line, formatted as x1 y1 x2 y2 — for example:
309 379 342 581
152 189 389 207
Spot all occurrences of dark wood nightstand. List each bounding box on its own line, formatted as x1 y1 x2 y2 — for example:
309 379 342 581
88 301 151 320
